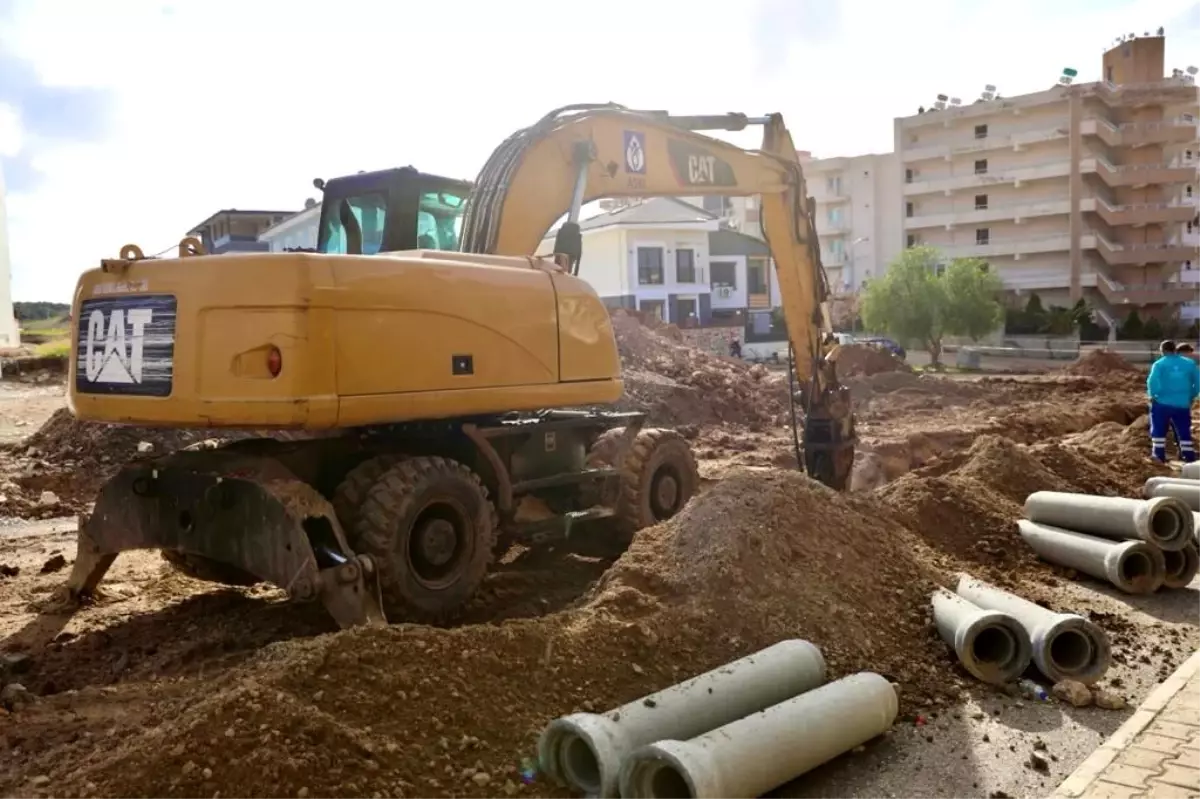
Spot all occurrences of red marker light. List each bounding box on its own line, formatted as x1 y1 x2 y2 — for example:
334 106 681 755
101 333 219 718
267 346 283 377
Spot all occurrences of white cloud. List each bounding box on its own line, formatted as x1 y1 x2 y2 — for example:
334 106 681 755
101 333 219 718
1 0 1197 301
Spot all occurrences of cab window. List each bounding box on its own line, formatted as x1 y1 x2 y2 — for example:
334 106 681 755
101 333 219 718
320 191 387 255
417 190 467 250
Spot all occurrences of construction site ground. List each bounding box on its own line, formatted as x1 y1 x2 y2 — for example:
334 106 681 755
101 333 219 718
0 326 1197 799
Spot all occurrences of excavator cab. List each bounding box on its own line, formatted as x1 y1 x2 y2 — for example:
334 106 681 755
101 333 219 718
315 167 473 255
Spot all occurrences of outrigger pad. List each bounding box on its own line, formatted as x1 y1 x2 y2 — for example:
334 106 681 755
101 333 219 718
65 451 387 629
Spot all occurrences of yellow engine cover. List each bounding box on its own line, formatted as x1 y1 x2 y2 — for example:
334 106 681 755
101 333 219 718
69 250 623 429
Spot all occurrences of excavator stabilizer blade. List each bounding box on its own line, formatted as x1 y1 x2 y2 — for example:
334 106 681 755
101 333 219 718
63 450 386 629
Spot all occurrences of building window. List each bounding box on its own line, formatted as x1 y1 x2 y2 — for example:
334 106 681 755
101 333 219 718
976 228 990 245
974 124 988 139
974 159 988 175
975 194 988 210
747 258 768 294
826 176 842 195
710 260 737 289
827 207 843 227
640 299 665 321
637 247 664 285
906 234 918 248
676 248 697 282
905 201 915 218
905 168 915 184
1106 66 1114 82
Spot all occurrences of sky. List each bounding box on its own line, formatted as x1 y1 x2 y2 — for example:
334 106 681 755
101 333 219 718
0 0 1197 302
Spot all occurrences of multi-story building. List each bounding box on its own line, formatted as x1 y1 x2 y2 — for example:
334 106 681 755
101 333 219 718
895 32 1198 321
260 200 322 252
189 208 298 255
684 150 903 296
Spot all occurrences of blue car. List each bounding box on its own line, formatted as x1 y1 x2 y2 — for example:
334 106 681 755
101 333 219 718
857 336 907 360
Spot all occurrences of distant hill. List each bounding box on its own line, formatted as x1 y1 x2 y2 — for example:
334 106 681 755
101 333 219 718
14 302 71 324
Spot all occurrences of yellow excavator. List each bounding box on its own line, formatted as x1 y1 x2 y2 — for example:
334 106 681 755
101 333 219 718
62 104 856 627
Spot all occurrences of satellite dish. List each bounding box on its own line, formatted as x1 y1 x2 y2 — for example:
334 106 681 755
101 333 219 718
1187 66 1199 75
950 97 962 106
934 100 947 110
1059 76 1073 85
984 84 997 92
936 93 949 101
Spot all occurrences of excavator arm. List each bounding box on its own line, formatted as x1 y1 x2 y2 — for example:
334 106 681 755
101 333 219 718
461 104 856 489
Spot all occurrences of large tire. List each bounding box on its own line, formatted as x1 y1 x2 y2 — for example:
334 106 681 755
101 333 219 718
353 456 497 621
332 454 405 534
161 550 259 586
586 427 699 539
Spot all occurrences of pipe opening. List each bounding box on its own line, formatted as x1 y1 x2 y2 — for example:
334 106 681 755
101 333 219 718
561 734 602 795
1119 551 1154 583
1049 629 1094 673
971 626 1017 666
1156 547 1185 578
1149 508 1182 542
627 758 694 799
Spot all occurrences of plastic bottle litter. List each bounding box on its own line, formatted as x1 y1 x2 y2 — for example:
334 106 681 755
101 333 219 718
1017 678 1049 701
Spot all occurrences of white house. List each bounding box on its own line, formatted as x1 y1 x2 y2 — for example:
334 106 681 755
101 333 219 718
537 198 782 326
259 201 321 252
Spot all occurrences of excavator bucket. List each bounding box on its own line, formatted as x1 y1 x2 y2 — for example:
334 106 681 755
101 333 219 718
59 449 386 628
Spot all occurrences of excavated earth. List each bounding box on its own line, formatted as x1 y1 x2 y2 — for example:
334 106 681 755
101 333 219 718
0 335 1197 798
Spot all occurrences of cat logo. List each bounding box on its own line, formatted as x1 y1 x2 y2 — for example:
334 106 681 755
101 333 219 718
82 308 153 384
667 139 737 187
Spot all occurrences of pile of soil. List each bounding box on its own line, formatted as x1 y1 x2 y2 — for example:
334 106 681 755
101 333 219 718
1064 349 1140 378
17 471 959 799
834 343 910 378
610 311 788 428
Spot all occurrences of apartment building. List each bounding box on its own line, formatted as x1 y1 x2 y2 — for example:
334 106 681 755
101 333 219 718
798 151 904 293
685 151 903 295
895 32 1198 321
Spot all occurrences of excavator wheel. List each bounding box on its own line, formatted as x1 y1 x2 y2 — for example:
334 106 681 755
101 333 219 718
352 456 498 621
586 427 700 541
160 550 260 587
332 454 406 535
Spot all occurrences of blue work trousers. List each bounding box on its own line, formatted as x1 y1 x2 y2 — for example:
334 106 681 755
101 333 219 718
1149 401 1195 463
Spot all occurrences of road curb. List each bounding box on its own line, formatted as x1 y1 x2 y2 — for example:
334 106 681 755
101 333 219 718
1052 647 1200 798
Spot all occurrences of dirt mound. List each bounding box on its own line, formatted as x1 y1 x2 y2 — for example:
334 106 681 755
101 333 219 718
1064 349 1140 377
19 470 959 799
610 311 788 428
835 343 910 378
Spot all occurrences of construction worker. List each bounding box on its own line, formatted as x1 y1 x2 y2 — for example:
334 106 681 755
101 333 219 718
1147 340 1200 463
729 337 743 359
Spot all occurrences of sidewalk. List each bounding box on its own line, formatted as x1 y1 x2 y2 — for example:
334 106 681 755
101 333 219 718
1054 649 1200 799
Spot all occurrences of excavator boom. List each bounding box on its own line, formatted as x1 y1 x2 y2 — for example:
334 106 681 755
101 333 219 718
460 104 855 487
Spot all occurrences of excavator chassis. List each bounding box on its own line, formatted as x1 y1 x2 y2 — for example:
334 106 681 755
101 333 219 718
58 410 698 629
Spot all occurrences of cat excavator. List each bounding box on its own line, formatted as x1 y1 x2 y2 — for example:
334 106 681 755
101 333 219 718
61 104 855 628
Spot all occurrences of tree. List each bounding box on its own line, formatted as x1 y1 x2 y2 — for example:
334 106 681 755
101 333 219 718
940 258 1005 341
860 246 1004 365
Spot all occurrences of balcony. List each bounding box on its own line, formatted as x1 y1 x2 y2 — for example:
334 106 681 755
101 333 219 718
1085 197 1198 226
1090 77 1200 107
748 292 771 309
907 197 1071 229
1095 271 1199 306
938 233 1094 259
1092 155 1196 187
1095 233 1198 266
817 219 851 235
903 125 1069 163
904 158 1077 195
1081 116 1197 147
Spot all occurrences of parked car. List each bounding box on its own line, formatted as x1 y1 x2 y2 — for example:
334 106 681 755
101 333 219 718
857 336 907 360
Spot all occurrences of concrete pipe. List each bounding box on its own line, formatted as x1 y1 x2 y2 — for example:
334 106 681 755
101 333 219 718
537 639 826 798
1193 513 1200 545
931 588 1032 684
1017 520 1166 595
618 672 898 799
1182 462 1200 480
955 574 1110 685
1024 491 1191 552
1143 477 1200 513
1162 542 1200 590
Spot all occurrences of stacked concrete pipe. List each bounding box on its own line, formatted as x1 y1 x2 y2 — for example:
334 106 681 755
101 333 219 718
618 672 898 799
955 574 1110 685
1161 542 1200 589
1143 476 1200 513
537 639 826 797
1017 520 1166 594
1183 462 1200 480
1024 491 1192 552
931 588 1032 684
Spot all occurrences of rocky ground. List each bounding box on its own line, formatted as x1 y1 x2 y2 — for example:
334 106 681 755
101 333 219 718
0 329 1197 799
